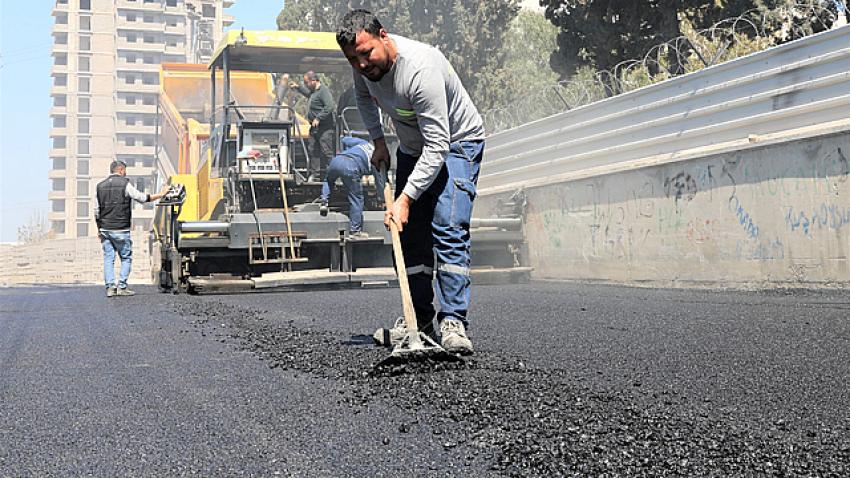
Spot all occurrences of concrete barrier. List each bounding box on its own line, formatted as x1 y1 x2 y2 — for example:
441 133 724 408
475 130 850 287
0 230 152 286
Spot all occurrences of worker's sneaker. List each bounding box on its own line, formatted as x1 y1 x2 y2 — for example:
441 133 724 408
307 174 321 183
319 201 328 216
106 287 117 298
440 319 474 355
349 231 369 240
115 287 136 297
373 317 439 346
373 316 407 346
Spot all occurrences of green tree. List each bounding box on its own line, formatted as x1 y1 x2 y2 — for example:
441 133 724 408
502 10 560 93
542 0 846 82
276 1 521 111
485 10 561 122
756 0 847 43
541 1 756 81
276 0 350 33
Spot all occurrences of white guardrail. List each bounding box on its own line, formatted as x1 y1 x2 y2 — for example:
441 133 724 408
479 25 850 195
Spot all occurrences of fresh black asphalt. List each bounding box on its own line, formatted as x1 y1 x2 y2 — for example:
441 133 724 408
1 283 849 476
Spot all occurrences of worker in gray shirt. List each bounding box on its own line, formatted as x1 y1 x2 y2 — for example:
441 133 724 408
290 71 336 182
95 160 169 297
337 9 486 355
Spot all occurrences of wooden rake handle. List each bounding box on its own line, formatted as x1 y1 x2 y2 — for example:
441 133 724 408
381 167 419 332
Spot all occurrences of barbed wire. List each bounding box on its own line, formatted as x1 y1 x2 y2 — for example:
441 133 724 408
483 1 847 134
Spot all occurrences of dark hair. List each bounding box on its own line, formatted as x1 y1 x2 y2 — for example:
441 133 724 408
305 71 319 81
110 160 127 173
336 9 383 47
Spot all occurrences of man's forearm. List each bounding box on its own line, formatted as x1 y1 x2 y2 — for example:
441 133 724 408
149 190 167 202
296 85 311 98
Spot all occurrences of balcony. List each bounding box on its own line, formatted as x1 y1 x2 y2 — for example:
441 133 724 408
224 0 235 7
48 191 66 200
51 63 68 75
116 144 155 155
117 61 160 72
49 147 67 157
164 23 185 35
116 0 163 11
116 103 157 114
164 44 185 55
48 168 67 179
126 165 154 177
49 126 68 137
50 84 68 95
116 82 159 94
52 1 69 11
52 21 68 33
49 106 67 116
223 14 235 27
116 38 165 53
116 123 156 134
117 18 165 32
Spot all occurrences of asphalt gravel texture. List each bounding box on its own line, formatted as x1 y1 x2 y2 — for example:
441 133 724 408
1 282 849 476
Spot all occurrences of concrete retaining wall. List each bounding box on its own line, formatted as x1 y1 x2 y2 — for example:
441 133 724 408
476 130 850 287
0 231 151 286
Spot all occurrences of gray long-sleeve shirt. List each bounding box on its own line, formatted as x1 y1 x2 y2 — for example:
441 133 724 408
353 35 485 200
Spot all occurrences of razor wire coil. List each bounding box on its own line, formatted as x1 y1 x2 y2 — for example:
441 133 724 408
483 1 847 134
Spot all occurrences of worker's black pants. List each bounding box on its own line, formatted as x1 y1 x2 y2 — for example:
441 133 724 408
308 126 335 176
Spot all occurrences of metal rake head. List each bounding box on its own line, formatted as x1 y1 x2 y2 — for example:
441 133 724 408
374 329 461 368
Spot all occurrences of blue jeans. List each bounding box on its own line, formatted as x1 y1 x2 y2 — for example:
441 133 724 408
396 140 484 329
101 230 133 289
321 155 385 233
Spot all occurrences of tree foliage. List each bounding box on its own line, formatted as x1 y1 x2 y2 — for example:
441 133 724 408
492 11 561 113
541 0 847 80
756 0 847 43
276 0 521 111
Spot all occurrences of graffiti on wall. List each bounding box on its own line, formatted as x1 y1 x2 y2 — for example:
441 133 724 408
785 203 850 235
530 143 850 271
728 194 760 239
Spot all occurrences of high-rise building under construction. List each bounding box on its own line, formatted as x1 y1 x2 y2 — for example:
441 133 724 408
48 0 234 238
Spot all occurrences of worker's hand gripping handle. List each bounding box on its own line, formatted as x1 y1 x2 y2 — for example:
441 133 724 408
380 166 418 332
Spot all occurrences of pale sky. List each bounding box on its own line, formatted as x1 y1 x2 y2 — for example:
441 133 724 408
0 0 283 242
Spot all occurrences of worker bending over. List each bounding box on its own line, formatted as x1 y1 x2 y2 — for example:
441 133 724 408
318 136 385 238
337 10 486 354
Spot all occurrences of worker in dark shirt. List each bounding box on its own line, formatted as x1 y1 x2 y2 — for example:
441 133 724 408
291 71 336 182
95 160 169 297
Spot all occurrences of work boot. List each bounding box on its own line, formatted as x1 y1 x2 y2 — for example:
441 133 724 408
440 319 473 355
319 201 328 216
115 287 136 297
106 287 116 298
373 316 438 346
373 317 406 347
